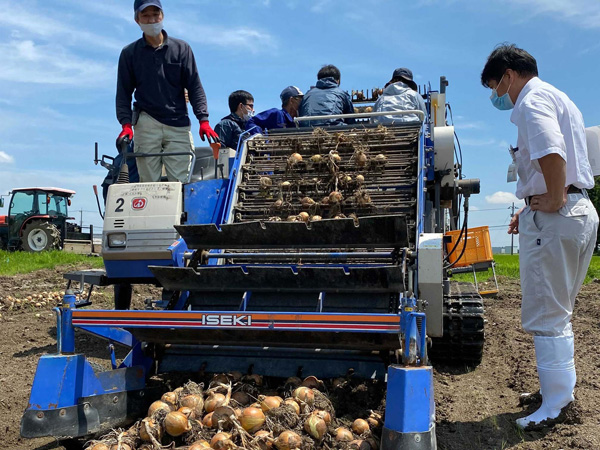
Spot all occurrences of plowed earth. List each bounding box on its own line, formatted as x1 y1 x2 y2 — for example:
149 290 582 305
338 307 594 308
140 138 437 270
1 266 599 450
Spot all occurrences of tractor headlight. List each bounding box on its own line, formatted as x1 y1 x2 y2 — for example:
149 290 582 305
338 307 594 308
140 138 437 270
107 232 127 248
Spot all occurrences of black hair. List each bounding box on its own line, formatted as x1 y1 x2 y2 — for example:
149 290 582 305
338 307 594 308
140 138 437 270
481 43 538 87
317 65 341 82
228 90 254 113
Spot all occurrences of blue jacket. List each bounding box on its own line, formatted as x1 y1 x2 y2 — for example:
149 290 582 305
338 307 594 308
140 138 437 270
298 78 355 127
214 113 246 149
246 108 295 135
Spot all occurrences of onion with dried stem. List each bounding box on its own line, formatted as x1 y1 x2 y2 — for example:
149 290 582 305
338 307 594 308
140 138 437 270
189 440 211 450
211 432 233 449
202 411 215 428
259 395 283 412
283 398 300 415
304 413 327 440
348 439 372 450
334 427 353 442
161 391 178 409
312 409 332 424
205 392 227 413
352 418 370 435
88 443 110 450
138 417 163 444
148 400 171 417
293 386 315 407
274 430 302 450
240 406 266 433
164 410 191 437
180 393 204 418
297 212 310 222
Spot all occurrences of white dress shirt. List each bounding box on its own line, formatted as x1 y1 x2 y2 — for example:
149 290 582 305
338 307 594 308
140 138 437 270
510 77 594 199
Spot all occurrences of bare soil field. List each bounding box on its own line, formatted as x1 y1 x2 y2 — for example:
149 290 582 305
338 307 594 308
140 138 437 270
1 266 599 450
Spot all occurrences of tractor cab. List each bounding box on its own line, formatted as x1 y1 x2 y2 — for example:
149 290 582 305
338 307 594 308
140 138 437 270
0 187 76 252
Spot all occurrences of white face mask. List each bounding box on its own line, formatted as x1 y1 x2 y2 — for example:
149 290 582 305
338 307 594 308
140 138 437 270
139 20 163 37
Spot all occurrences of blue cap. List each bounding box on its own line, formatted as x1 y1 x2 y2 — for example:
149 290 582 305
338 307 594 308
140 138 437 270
391 67 417 90
280 86 304 103
134 0 162 13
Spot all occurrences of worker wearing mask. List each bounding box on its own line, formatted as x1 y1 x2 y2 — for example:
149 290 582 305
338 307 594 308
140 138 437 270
481 44 598 429
298 65 355 127
215 90 255 150
115 0 219 183
246 86 304 135
372 68 427 124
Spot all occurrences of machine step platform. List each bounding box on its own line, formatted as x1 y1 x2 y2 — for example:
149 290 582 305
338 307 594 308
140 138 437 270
151 264 403 293
176 214 408 249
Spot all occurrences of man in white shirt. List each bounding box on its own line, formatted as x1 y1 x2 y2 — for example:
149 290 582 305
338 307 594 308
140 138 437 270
481 44 598 429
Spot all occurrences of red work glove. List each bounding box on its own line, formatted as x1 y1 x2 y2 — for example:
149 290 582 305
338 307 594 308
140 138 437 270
116 123 133 151
199 120 219 143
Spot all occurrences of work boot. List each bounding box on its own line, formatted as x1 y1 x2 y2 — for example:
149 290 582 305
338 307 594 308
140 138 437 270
516 326 575 429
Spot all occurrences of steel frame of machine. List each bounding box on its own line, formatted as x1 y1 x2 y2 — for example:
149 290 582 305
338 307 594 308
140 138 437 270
19 88 470 449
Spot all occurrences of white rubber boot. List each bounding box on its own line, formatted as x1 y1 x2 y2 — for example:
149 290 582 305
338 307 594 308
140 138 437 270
516 326 575 429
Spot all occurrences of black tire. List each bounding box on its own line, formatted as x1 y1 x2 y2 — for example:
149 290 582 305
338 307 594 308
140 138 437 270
114 283 133 310
430 282 485 366
21 221 61 252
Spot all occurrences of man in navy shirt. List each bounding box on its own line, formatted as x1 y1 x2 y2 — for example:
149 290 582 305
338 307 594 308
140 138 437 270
246 86 304 135
215 90 254 150
115 0 218 183
298 65 355 127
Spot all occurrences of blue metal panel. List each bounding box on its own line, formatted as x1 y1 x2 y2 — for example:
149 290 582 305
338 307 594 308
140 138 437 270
27 355 104 410
104 259 173 279
78 326 135 348
384 365 435 433
184 179 229 225
27 354 148 411
168 238 188 268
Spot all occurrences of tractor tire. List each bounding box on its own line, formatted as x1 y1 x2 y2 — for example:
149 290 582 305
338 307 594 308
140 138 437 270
429 281 485 367
21 221 61 252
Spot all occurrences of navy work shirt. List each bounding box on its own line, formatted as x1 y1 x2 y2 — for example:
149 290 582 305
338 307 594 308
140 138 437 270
116 30 208 127
215 113 246 150
245 108 295 135
298 77 355 127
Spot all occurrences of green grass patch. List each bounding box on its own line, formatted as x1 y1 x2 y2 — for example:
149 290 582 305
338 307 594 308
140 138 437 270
0 250 104 276
451 254 600 284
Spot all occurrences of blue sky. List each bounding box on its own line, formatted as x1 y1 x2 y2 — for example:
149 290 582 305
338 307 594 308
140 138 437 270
1 0 599 248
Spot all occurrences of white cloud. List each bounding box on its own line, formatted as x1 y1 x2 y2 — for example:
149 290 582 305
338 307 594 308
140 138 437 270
0 40 115 86
0 1 123 51
503 0 600 29
485 191 522 205
170 20 278 54
0 152 14 164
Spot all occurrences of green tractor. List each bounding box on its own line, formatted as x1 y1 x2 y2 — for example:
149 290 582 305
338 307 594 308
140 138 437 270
0 187 85 252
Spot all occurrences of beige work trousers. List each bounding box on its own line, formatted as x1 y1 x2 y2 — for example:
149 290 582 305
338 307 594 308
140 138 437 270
134 111 194 183
519 192 598 336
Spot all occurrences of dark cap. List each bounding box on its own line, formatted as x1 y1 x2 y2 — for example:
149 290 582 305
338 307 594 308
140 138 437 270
280 86 304 103
134 0 162 13
391 67 417 91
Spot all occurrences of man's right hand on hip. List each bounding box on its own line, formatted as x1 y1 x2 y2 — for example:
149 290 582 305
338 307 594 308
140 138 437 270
116 123 134 150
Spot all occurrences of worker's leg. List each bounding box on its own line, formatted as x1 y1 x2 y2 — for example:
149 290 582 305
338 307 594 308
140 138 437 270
133 112 164 182
517 195 598 428
162 124 194 183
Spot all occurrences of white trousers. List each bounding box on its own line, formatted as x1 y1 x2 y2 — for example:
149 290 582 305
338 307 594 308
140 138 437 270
519 193 598 336
134 111 194 183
